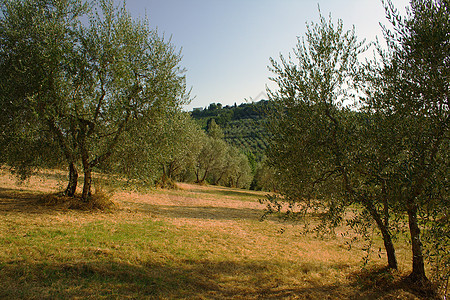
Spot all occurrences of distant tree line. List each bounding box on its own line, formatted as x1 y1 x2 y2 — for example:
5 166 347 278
191 100 271 127
104 112 255 189
191 100 273 173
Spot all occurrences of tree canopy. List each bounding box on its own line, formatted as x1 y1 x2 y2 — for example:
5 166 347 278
0 0 189 201
266 0 449 284
368 0 449 283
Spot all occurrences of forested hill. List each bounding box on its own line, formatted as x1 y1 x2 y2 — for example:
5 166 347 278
190 100 272 161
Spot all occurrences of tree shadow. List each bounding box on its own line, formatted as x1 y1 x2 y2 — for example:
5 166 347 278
0 186 266 221
347 266 440 299
191 187 263 200
121 199 294 224
141 204 264 222
0 259 438 299
0 189 439 299
0 187 47 214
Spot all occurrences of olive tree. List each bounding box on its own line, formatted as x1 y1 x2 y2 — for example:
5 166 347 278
104 111 203 188
218 146 252 189
72 1 188 200
267 1 449 285
194 136 228 185
265 12 400 270
0 0 189 202
154 113 205 187
0 0 87 193
366 0 449 283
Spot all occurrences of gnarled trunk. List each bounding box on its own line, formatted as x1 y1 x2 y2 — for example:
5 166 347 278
380 223 398 270
81 167 92 202
64 162 78 197
407 201 428 283
366 204 398 270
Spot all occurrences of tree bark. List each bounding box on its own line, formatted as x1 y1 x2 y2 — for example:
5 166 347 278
64 162 78 197
78 119 93 203
366 204 398 270
380 223 398 270
345 173 398 270
81 167 92 202
159 164 170 188
201 170 208 184
214 171 225 186
236 174 242 189
407 201 428 283
195 169 200 183
47 119 79 197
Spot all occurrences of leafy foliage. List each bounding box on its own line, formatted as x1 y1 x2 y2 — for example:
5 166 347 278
368 0 449 285
0 0 86 180
107 111 205 188
265 10 403 271
266 0 449 288
0 0 189 200
191 100 272 162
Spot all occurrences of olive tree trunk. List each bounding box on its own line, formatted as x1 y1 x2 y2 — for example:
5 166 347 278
81 167 92 202
407 201 428 283
64 162 78 197
365 201 398 270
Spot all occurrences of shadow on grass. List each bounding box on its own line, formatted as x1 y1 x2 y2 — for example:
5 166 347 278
139 204 264 222
0 259 438 299
0 187 46 214
348 266 440 300
189 187 263 200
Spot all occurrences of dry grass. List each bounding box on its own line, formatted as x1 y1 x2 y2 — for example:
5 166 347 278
0 168 440 299
40 192 116 211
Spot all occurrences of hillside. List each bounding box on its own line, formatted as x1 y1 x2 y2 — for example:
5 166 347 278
0 168 433 299
191 100 272 161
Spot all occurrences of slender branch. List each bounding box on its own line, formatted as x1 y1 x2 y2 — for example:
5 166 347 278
93 76 106 123
47 118 74 163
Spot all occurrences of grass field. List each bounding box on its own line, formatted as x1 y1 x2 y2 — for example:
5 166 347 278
0 168 439 299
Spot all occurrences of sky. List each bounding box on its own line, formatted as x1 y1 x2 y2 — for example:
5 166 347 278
121 0 410 111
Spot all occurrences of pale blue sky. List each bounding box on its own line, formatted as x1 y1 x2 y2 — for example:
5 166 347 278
122 0 410 110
